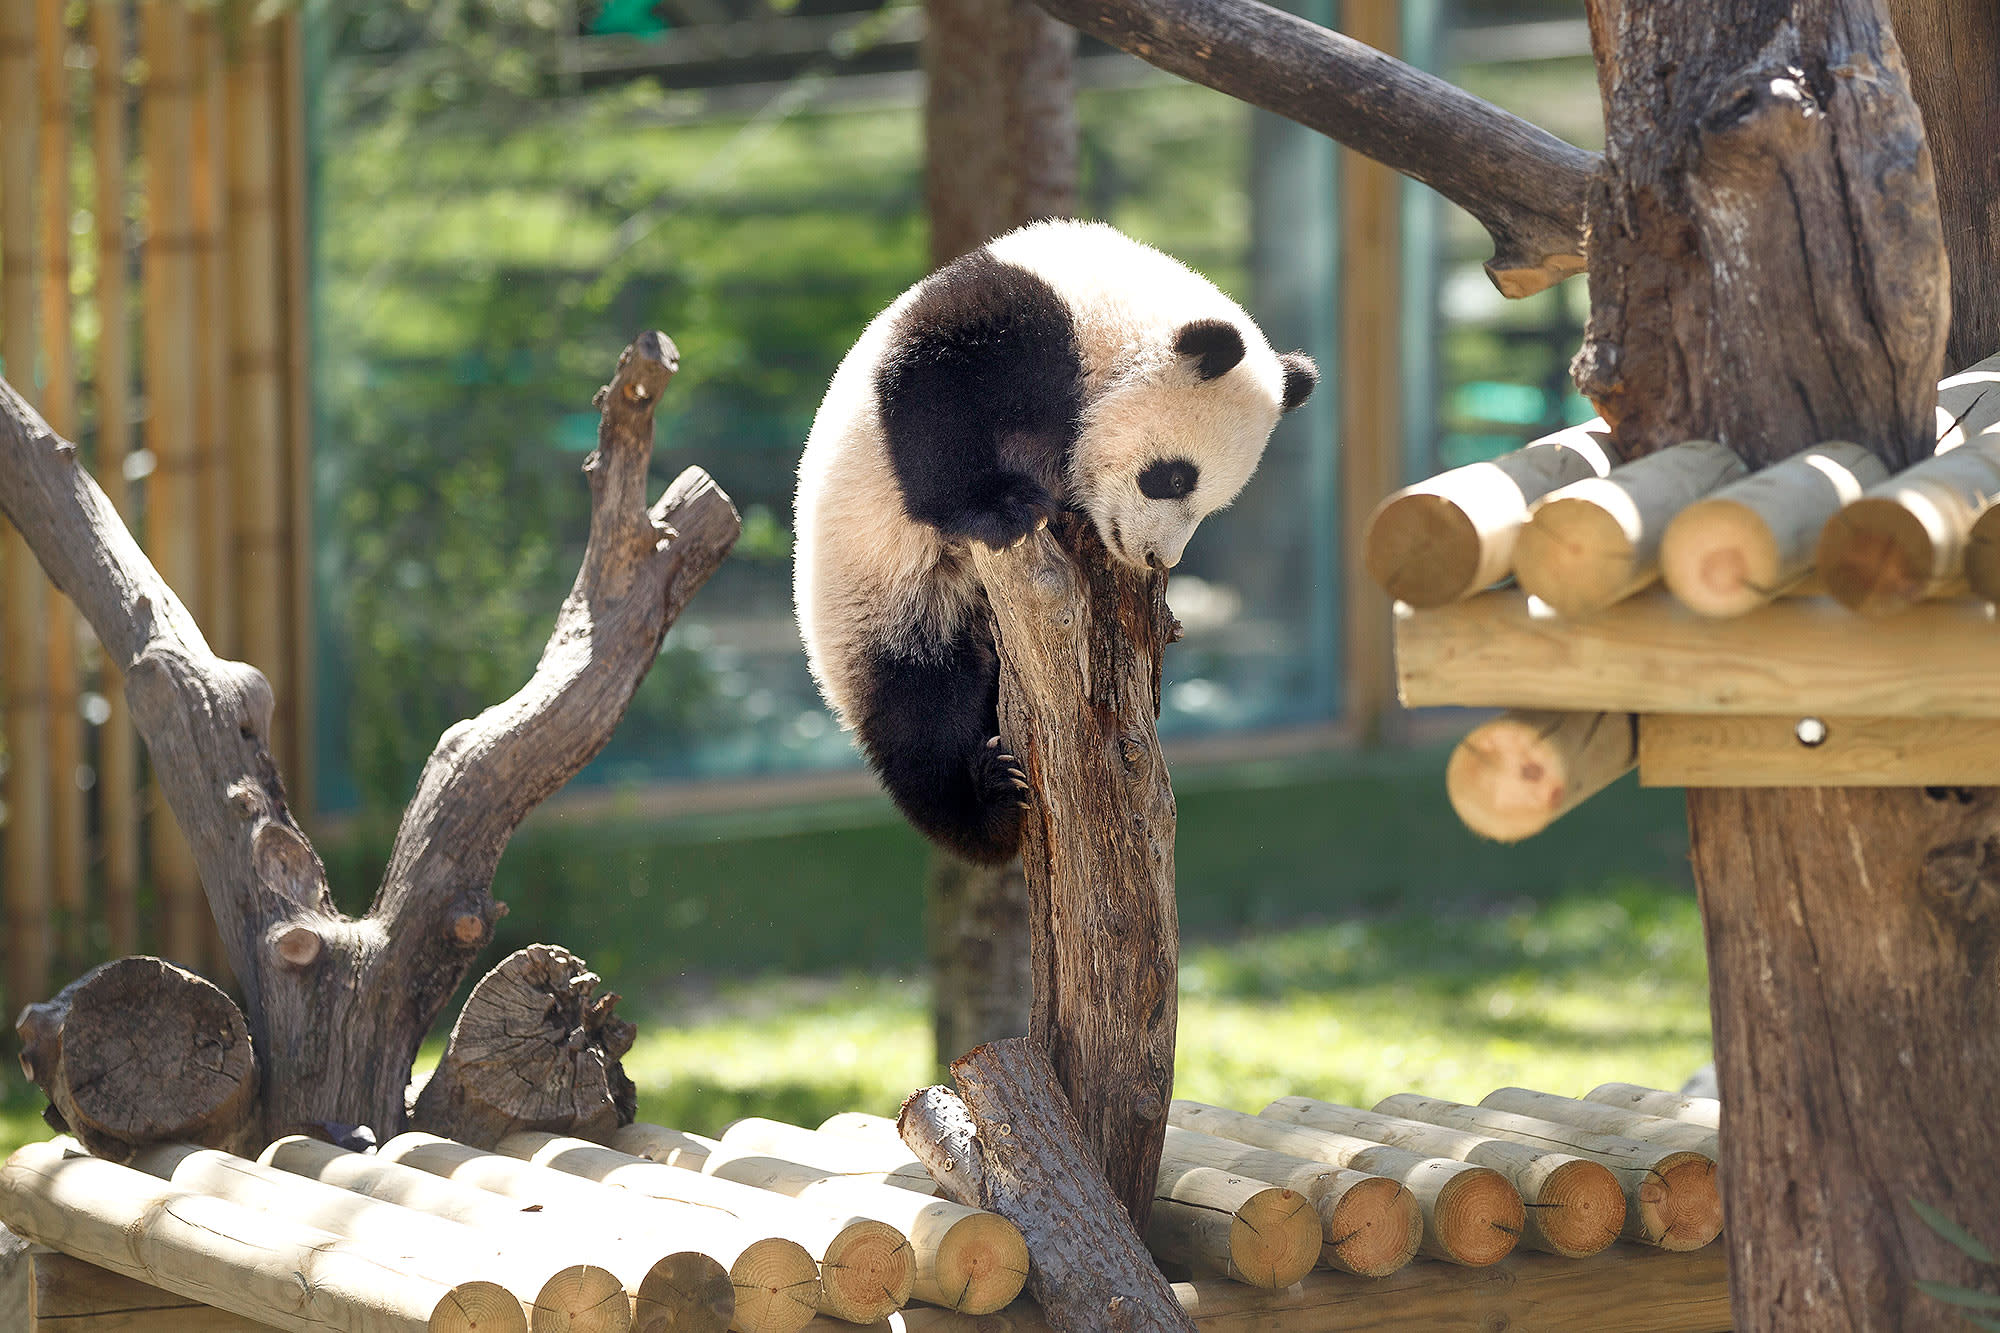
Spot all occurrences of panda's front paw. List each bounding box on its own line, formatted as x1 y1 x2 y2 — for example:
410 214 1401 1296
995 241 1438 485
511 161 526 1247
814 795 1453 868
949 474 1057 552
972 735 1032 812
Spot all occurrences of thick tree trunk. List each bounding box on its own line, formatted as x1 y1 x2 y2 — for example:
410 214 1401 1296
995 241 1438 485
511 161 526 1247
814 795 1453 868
1580 2 1997 1328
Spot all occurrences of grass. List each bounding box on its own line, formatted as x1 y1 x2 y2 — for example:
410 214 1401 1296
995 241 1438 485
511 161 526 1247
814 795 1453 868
0 750 1708 1155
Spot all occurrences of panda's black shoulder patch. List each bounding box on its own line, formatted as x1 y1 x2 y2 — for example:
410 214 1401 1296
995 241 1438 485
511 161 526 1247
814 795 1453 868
876 250 1085 544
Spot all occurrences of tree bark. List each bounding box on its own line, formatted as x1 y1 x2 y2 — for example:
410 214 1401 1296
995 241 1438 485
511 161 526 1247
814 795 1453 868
1578 2 1996 1328
1033 0 1599 296
967 516 1179 1230
900 1040 1196 1333
0 332 738 1145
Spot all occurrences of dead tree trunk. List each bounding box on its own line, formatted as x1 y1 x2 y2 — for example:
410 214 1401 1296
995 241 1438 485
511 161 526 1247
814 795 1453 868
921 0 1079 1074
0 332 739 1146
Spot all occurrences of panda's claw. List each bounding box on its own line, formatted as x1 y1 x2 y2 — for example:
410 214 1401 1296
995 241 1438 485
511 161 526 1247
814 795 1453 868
1035 515 1049 532
985 736 1001 749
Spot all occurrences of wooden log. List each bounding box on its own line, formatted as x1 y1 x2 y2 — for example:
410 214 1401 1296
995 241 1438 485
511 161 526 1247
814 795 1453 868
1478 1088 1719 1161
1167 1102 1520 1268
710 1118 936 1193
1959 500 2000 601
966 515 1179 1231
1145 1166 1321 1289
120 1142 630 1333
1159 1126 1420 1278
1258 1098 1623 1260
1512 440 1748 618
0 1141 526 1333
498 1132 913 1326
1636 713 2000 787
794 1244 1733 1332
1661 442 1890 617
37 0 87 969
1395 586 2000 718
611 1122 720 1171
814 1113 905 1146
32 1247 276 1332
1027 0 1597 296
410 945 638 1148
1372 1095 1720 1251
899 1045 1196 1333
691 1135 1026 1315
259 1136 733 1333
1 0 53 1028
1445 710 1636 843
1364 421 1616 608
378 1134 820 1333
89 0 140 959
1585 1084 1722 1131
14 957 258 1163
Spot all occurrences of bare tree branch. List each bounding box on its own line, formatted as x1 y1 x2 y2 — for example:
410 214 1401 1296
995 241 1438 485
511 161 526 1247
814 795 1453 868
1035 0 1600 296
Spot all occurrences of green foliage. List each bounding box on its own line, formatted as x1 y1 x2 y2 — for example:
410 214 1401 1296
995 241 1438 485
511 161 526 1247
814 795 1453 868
1913 1199 2000 1328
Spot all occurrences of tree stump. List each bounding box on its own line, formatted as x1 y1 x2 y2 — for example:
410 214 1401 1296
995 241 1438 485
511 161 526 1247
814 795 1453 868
15 957 257 1163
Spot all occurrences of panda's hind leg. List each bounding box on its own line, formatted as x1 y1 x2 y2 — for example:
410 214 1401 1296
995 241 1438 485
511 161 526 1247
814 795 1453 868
852 629 1028 865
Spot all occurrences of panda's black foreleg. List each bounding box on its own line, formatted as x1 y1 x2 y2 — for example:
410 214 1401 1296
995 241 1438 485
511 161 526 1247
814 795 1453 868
853 630 1028 865
913 467 1058 553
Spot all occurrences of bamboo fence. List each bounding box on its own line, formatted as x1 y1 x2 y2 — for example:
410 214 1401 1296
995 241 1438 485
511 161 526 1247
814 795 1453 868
0 1 312 1023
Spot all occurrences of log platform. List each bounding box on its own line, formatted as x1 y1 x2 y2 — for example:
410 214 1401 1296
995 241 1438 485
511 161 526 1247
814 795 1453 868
6 1081 1726 1332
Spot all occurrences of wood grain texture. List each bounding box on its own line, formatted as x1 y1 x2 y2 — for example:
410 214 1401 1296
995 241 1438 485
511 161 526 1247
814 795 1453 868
1397 588 2000 717
1639 713 2000 786
900 1041 1195 1333
31 1248 275 1332
1032 0 1596 295
967 517 1178 1230
0 333 737 1145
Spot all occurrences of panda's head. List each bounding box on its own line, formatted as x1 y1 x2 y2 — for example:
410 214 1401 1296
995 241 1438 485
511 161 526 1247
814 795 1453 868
1073 317 1317 571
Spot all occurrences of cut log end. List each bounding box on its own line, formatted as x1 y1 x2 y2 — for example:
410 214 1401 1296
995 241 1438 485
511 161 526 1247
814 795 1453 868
1661 498 1784 617
1321 1175 1423 1278
1638 1153 1724 1252
728 1239 821 1333
532 1264 631 1333
1486 249 1589 302
1530 1158 1628 1258
1513 497 1640 618
1963 502 2000 601
1818 500 1938 615
1232 1188 1320 1288
1364 492 1484 608
816 1219 914 1324
430 1280 531 1333
934 1210 1032 1314
1446 710 1635 844
1431 1167 1526 1267
633 1252 734 1333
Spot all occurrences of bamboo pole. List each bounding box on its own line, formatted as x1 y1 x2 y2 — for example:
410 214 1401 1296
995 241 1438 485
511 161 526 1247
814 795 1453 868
123 1142 630 1333
139 0 205 967
260 1136 734 1333
711 1118 937 1193
2 0 53 1023
89 0 138 958
1256 1097 1624 1259
276 11 313 804
0 1141 527 1333
692 1137 1028 1315
1818 353 2000 614
376 1134 821 1333
1480 1087 1721 1157
1661 443 1888 617
37 0 87 969
1512 440 1748 617
1364 420 1616 608
189 8 231 657
612 1121 721 1171
1445 710 1636 843
1159 1126 1421 1278
1146 1167 1321 1289
222 11 287 791
499 1132 911 1326
1372 1094 1721 1251
1167 1101 1523 1268
1585 1082 1722 1131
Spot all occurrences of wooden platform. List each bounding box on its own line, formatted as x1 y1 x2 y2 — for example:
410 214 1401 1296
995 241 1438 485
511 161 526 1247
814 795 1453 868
32 1243 1731 1333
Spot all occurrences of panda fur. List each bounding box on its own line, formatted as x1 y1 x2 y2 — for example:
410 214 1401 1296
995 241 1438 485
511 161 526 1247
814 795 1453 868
793 219 1316 864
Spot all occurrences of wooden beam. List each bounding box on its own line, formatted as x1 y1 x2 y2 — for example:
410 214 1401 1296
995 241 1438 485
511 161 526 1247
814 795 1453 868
31 1247 273 1333
1396 588 2000 718
1639 714 2000 787
1340 0 1400 742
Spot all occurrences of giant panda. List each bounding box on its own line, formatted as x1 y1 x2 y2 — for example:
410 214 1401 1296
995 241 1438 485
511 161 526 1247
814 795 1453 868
793 219 1316 864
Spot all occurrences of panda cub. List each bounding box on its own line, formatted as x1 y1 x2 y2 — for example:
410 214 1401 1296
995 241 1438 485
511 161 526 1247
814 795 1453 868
793 219 1316 864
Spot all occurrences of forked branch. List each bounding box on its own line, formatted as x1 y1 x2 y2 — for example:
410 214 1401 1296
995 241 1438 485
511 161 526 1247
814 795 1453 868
1035 0 1600 296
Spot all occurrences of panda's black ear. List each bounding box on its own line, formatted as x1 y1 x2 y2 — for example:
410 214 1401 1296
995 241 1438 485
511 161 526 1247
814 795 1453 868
1176 319 1246 381
1279 352 1318 413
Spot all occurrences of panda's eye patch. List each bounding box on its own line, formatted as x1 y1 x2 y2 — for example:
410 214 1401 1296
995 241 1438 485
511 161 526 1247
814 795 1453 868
1138 458 1200 501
